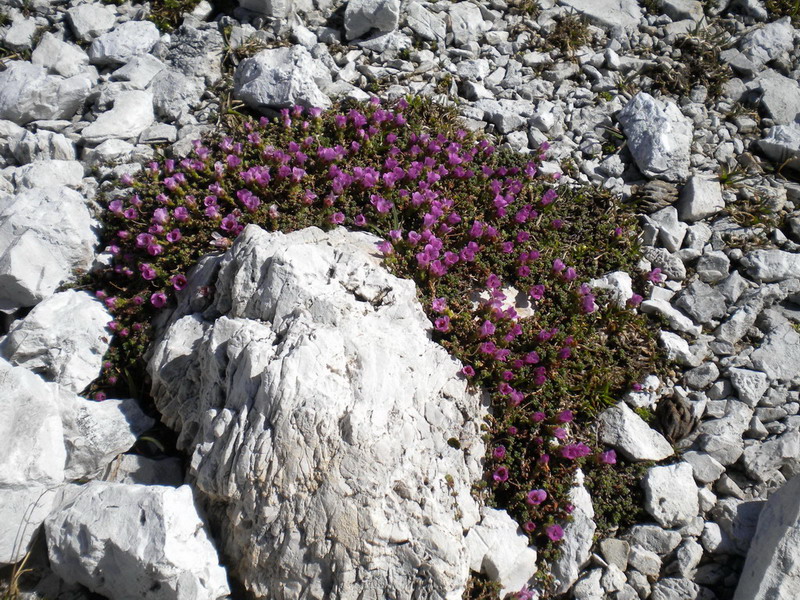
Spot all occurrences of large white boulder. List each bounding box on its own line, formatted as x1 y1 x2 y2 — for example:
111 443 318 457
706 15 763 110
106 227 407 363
0 358 153 564
234 45 331 110
1 291 110 394
148 226 487 598
734 474 800 600
45 482 230 600
0 186 97 311
0 62 95 126
618 92 692 182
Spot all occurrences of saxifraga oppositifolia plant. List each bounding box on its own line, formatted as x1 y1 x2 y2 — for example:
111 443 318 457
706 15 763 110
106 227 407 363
87 96 659 597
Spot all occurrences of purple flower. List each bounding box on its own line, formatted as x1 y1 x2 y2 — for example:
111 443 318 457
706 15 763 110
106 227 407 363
173 206 190 222
461 365 475 377
529 285 545 300
479 320 496 338
580 294 597 314
146 243 163 256
434 316 451 332
553 427 567 440
563 267 577 281
152 207 169 225
599 449 617 465
552 259 566 273
493 466 509 483
94 392 107 402
561 442 592 460
556 410 574 423
330 212 345 225
432 297 447 312
171 274 188 290
522 522 536 534
150 292 167 308
526 489 547 505
493 445 506 460
166 229 182 243
354 214 367 227
628 293 643 307
647 268 664 283
123 207 138 219
545 524 564 542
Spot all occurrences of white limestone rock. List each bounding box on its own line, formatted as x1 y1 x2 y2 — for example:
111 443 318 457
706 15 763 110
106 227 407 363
45 482 230 600
551 470 596 595
661 0 704 21
589 271 634 308
237 0 298 18
0 61 95 126
88 21 161 65
0 359 152 564
678 175 724 222
728 368 769 407
559 0 643 29
0 291 110 394
750 321 800 383
465 508 537 596
66 3 117 42
148 226 487 598
640 299 701 337
82 90 155 144
758 123 800 170
644 206 688 252
755 70 800 126
741 249 800 282
2 16 37 52
31 32 91 78
148 70 205 122
695 400 752 465
740 16 795 67
11 129 75 164
234 46 332 110
111 54 166 89
618 92 692 182
449 2 487 47
0 186 97 311
407 1 446 42
734 474 800 600
13 159 84 190
344 0 400 40
599 402 674 461
643 463 699 528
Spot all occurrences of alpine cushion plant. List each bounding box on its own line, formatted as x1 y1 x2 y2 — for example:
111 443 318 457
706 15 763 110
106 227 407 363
90 96 659 590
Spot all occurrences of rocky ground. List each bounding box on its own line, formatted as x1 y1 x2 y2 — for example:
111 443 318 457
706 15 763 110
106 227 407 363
1 0 800 598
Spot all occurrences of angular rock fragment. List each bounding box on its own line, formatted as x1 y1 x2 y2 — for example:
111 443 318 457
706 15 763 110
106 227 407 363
618 92 692 182
599 402 674 461
0 186 97 310
1 291 110 394
234 46 331 110
45 482 230 600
